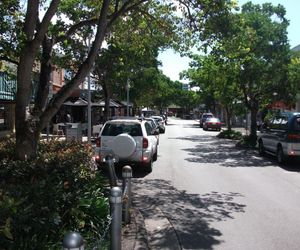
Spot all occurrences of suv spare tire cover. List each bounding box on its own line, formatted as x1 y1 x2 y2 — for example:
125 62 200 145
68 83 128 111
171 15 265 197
111 133 137 158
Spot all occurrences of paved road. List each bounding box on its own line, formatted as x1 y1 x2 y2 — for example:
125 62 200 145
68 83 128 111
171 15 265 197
132 117 300 250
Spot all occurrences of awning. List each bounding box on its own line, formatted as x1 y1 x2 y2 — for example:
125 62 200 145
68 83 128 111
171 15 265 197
63 98 88 106
93 99 122 108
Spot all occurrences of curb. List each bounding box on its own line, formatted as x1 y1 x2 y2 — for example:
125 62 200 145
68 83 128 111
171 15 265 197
122 208 149 250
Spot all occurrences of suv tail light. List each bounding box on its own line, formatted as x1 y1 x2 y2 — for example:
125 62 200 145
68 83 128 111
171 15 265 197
95 154 101 162
142 138 148 148
96 137 101 147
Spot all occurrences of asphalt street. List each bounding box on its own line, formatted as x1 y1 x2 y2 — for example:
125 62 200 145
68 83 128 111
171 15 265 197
132 117 300 250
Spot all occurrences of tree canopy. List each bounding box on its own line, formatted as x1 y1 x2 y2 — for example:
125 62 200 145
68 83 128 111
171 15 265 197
183 2 297 142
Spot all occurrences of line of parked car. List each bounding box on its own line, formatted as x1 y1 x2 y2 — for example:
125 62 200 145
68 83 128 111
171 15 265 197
94 115 167 173
200 112 222 131
200 111 300 164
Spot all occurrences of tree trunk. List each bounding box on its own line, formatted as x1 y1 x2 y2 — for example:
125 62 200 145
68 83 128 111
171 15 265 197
250 107 258 139
15 42 40 160
225 106 232 132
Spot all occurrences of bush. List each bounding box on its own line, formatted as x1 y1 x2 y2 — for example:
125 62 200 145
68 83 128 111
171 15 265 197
217 129 243 140
0 138 110 249
236 135 257 148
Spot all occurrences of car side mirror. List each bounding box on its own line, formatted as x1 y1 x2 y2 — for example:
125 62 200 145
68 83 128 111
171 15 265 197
153 129 159 135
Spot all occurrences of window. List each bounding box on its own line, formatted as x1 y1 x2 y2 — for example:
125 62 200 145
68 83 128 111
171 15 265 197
271 116 287 130
145 122 153 136
102 123 142 136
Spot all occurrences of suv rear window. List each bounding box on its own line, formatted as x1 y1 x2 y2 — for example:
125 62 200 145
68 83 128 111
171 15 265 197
102 123 142 136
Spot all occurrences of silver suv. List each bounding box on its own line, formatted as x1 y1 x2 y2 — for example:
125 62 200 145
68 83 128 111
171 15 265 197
95 118 159 172
257 112 300 163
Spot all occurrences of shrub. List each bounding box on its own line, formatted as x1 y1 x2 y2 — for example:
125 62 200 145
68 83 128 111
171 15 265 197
0 139 110 249
217 129 243 140
236 135 257 148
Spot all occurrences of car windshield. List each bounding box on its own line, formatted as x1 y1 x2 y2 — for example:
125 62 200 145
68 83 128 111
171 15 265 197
203 114 213 119
102 123 142 136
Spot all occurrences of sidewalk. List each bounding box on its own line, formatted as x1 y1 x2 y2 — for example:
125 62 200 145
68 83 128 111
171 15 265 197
122 205 181 250
122 208 149 250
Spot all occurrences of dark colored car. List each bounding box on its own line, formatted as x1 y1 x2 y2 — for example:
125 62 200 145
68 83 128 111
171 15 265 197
257 112 300 164
200 113 214 128
203 117 222 131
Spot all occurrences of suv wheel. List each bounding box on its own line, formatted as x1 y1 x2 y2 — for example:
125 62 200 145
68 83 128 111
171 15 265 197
153 151 158 161
258 140 265 156
277 146 285 164
145 159 153 173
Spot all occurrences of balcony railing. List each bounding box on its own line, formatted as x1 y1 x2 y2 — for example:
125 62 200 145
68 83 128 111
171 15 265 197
0 72 38 102
0 72 16 101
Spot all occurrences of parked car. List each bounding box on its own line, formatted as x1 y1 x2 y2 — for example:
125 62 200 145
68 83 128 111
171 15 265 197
151 115 166 133
200 113 214 128
257 112 300 164
144 117 159 131
203 117 222 131
161 114 168 125
95 118 159 172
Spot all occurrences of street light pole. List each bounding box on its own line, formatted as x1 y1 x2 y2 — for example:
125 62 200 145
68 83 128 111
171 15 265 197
87 38 92 144
126 79 130 116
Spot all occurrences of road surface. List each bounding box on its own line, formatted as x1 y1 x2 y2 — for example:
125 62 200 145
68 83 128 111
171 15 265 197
132 117 300 250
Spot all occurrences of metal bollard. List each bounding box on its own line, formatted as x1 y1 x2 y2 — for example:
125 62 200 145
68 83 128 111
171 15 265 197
62 232 84 250
105 155 118 187
122 165 132 224
110 186 122 250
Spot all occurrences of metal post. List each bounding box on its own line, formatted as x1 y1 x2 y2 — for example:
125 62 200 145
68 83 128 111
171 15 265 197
126 79 129 116
110 187 122 250
62 232 84 250
87 38 92 144
105 155 118 187
122 165 132 224
46 123 50 141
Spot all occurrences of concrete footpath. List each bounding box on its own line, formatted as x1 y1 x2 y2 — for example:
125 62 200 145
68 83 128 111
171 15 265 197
122 205 182 250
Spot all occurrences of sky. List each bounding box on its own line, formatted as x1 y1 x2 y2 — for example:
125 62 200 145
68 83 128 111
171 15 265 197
158 0 300 82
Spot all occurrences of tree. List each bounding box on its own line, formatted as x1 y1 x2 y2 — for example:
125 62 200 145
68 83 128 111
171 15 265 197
1 0 146 159
92 1 177 120
238 3 291 142
182 54 242 131
1 0 233 159
208 2 292 143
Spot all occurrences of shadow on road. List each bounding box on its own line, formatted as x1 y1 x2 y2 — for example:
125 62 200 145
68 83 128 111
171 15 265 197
133 179 246 249
169 135 300 169
182 123 201 129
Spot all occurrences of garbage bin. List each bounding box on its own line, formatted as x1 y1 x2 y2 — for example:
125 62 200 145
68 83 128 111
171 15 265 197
66 123 82 141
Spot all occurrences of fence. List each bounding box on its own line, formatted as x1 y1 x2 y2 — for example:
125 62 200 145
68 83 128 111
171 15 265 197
0 72 16 101
62 156 133 250
0 71 38 103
